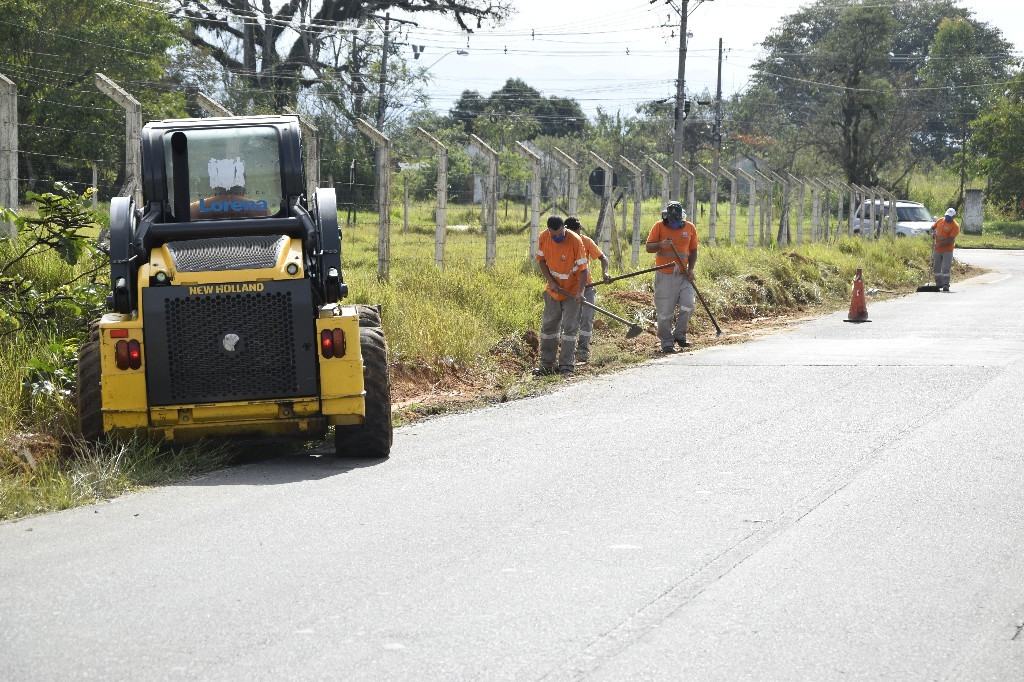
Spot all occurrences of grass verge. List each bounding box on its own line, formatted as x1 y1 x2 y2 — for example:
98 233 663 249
0 202 994 520
0 436 236 521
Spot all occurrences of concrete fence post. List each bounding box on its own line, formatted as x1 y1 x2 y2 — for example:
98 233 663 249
820 180 831 241
754 170 772 246
620 155 644 268
810 180 821 243
0 73 17 235
867 187 877 240
416 127 449 268
847 184 864 237
964 189 983 234
197 92 233 117
830 180 845 237
770 171 788 247
469 134 499 268
696 164 717 244
517 141 543 267
735 168 757 249
354 119 392 280
789 175 805 245
588 151 618 265
720 168 738 245
673 161 696 223
849 184 861 237
647 158 671 212
94 73 142 207
551 147 579 216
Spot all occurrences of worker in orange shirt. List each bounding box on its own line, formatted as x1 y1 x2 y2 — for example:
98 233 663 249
931 208 960 292
564 216 610 364
535 215 589 375
646 201 698 353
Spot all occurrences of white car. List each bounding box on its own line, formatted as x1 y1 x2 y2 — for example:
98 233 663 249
852 200 934 238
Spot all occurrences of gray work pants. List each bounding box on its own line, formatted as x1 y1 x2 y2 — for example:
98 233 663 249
540 291 582 371
932 250 953 288
575 286 597 360
654 271 695 347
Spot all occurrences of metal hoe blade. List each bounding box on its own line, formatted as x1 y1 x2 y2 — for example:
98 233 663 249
579 298 648 339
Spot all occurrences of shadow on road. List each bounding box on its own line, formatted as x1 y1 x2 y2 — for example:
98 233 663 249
181 440 389 487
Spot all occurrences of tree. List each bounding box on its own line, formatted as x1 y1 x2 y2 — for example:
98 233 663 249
0 0 185 195
449 79 588 139
971 72 1024 214
748 1 919 186
174 0 511 116
743 0 1011 187
919 17 1010 208
450 90 487 135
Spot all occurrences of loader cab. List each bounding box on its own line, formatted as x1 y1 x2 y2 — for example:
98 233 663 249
108 115 344 315
141 116 305 223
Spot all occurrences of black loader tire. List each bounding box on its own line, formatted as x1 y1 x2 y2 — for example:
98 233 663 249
77 322 103 441
355 304 382 328
334 326 392 458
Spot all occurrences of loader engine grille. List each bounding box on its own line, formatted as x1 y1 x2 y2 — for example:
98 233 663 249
143 280 318 406
165 235 289 272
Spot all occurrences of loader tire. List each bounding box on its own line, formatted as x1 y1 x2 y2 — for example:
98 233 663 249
334 326 392 459
77 323 103 441
355 304 382 328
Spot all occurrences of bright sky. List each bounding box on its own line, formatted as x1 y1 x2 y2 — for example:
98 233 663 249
397 0 1024 120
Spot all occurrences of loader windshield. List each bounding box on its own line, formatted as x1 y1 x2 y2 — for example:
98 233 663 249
165 126 282 220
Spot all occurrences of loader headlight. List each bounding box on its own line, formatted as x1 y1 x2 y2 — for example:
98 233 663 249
286 263 299 276
155 271 168 284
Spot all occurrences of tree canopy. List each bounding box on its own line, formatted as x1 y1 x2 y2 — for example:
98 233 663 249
174 0 512 116
449 79 588 140
739 0 1012 185
0 0 185 193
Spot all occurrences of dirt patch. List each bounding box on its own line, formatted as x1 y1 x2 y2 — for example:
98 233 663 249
387 264 987 426
388 303 815 426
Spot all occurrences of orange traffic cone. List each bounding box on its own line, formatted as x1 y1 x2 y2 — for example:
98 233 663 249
845 268 870 323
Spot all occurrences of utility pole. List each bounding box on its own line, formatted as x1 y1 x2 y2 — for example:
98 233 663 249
671 0 690 201
376 13 390 132
374 13 391 205
664 0 713 201
709 37 724 244
367 12 414 203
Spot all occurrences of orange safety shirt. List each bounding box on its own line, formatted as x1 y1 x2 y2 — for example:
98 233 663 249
646 220 699 269
931 218 960 253
536 229 589 301
580 235 605 285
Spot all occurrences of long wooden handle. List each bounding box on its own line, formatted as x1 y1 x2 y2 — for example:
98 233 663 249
585 263 674 288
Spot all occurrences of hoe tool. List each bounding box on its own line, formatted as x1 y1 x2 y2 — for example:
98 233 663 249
578 298 646 339
585 263 674 288
668 242 724 337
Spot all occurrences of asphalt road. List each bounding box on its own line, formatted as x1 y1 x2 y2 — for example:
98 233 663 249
2 249 1024 681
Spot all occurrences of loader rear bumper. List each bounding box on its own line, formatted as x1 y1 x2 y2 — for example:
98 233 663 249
108 395 366 442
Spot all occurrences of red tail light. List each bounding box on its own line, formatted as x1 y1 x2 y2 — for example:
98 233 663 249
332 329 346 357
115 340 129 370
320 329 334 359
321 328 346 359
115 339 142 370
110 328 129 339
128 340 142 370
